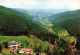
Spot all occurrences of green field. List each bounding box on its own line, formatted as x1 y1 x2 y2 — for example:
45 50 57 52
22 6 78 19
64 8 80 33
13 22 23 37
0 36 54 53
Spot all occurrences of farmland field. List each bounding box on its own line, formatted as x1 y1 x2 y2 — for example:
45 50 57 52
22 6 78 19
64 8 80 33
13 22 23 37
0 36 54 54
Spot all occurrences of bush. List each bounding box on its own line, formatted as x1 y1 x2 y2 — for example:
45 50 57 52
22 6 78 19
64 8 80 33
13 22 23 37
3 42 8 48
0 45 2 52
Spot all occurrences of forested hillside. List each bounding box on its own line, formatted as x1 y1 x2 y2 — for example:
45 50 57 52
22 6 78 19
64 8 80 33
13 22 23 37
0 6 58 42
49 10 80 38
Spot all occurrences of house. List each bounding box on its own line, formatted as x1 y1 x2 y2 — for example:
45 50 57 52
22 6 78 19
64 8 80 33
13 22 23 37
30 34 35 38
19 48 33 54
8 41 21 53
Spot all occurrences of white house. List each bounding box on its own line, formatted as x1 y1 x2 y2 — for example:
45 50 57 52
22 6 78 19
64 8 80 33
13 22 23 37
8 41 21 53
19 48 33 54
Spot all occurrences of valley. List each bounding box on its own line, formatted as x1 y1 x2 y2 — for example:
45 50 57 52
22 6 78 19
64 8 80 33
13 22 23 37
0 5 80 55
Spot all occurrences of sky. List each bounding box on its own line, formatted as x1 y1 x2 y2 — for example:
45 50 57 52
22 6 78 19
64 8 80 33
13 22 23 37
0 0 80 10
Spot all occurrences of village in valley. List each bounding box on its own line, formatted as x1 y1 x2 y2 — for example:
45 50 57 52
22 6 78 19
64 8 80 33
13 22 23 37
0 34 79 55
0 35 50 55
0 35 45 55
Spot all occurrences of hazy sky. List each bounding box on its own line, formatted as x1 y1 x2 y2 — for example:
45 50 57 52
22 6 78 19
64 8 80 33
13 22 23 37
0 0 80 10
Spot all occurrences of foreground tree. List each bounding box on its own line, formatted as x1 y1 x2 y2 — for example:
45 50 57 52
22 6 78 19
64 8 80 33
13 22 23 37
54 39 57 54
3 42 8 48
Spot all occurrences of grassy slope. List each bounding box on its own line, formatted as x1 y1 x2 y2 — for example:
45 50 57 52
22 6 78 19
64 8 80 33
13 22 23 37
0 36 54 49
0 36 54 55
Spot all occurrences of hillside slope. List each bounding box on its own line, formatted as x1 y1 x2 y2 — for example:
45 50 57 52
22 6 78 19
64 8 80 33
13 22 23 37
0 6 58 42
0 6 45 35
49 10 80 38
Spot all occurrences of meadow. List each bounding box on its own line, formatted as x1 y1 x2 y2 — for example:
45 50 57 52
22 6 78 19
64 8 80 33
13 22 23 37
0 36 54 55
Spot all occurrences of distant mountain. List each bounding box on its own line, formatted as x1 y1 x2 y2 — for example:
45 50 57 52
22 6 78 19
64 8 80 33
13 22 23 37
49 10 80 38
0 5 58 42
12 9 70 21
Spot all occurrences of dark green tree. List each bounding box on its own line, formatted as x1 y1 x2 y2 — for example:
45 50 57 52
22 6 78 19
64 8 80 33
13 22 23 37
3 42 8 48
0 45 2 52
